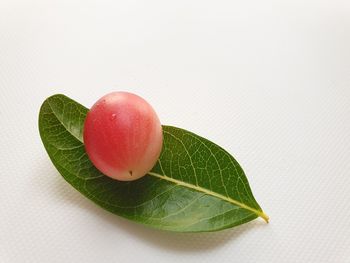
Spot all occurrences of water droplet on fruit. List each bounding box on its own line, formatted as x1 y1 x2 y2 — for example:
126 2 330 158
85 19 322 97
110 113 116 121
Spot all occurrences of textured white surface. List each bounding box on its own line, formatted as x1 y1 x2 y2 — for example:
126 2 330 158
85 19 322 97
1 0 350 262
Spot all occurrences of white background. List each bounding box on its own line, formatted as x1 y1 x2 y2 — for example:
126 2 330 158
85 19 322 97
1 1 350 262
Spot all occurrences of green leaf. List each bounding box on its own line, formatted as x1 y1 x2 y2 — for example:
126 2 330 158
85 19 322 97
39 94 268 232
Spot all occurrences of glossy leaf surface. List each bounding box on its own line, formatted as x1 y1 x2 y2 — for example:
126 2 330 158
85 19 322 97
39 94 268 232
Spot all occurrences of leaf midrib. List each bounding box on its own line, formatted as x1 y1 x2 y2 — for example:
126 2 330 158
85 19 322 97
148 171 269 222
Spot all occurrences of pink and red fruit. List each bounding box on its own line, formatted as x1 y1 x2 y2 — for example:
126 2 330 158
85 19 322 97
83 92 163 181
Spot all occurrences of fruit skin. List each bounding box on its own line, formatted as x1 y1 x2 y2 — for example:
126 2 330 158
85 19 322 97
83 92 163 181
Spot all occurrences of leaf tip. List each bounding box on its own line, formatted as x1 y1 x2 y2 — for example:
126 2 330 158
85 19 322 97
260 211 270 223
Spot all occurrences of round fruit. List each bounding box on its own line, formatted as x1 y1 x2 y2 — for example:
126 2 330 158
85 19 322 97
83 92 163 181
